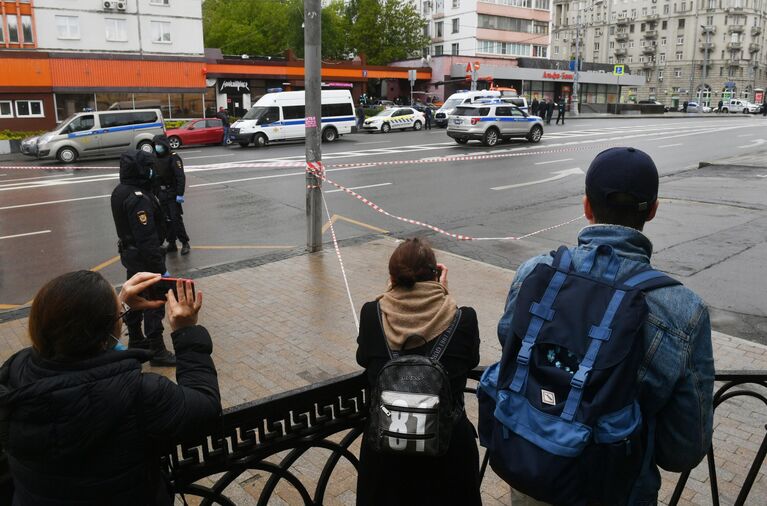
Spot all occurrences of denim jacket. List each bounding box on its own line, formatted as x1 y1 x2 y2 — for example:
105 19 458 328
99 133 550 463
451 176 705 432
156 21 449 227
497 224 715 504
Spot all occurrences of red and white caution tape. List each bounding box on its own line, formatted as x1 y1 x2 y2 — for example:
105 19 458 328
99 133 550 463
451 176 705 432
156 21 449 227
321 189 359 331
305 165 584 241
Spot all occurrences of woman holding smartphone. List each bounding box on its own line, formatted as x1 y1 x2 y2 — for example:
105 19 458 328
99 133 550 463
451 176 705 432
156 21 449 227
0 271 220 506
355 238 482 505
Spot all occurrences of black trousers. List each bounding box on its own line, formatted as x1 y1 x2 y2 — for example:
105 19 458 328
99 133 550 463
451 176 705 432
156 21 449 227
425 117 432 129
556 110 565 124
121 254 167 351
159 192 189 244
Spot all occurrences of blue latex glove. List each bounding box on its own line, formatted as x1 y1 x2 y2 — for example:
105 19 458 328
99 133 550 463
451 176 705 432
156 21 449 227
162 271 170 278
176 195 185 204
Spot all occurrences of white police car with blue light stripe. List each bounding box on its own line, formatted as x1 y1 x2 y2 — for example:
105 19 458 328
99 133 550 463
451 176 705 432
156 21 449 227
362 107 425 133
446 101 543 147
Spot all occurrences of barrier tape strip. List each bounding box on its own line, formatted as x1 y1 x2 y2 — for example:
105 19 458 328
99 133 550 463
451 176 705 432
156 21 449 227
305 165 584 241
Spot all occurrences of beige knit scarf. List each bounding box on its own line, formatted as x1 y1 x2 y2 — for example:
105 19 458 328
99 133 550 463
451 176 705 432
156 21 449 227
376 281 458 350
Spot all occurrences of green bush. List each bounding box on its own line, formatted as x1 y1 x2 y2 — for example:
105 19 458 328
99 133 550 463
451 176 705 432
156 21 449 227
0 129 46 141
164 120 187 129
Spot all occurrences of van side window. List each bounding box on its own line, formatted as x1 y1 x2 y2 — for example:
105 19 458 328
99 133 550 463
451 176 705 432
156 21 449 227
101 111 158 128
66 115 95 133
321 103 353 117
511 108 526 117
262 107 279 124
495 107 511 117
283 105 306 120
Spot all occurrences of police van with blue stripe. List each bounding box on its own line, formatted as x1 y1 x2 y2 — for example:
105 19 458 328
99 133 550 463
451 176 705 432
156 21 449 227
22 109 165 163
447 100 544 147
230 90 356 148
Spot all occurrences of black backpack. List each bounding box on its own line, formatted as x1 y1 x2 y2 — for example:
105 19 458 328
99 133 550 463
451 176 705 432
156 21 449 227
366 304 462 457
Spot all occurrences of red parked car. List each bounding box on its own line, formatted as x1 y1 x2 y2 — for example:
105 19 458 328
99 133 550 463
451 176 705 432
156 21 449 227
165 118 231 149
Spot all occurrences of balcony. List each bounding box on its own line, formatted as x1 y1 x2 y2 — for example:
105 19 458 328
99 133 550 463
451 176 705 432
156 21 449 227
729 25 745 34
701 25 717 35
614 48 627 56
750 42 760 53
644 30 658 38
642 45 658 55
728 59 743 67
646 13 660 21
699 42 716 52
615 32 629 42
727 41 743 51
616 17 631 26
726 6 744 12
752 26 762 37
643 61 655 69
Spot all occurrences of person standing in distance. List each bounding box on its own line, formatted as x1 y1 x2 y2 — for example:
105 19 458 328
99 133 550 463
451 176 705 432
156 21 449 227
546 98 555 125
216 106 230 146
556 96 566 125
424 105 433 130
531 96 539 117
111 150 176 367
153 134 191 256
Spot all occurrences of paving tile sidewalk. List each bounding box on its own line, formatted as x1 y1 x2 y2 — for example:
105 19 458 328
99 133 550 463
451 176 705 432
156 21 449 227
1 237 765 505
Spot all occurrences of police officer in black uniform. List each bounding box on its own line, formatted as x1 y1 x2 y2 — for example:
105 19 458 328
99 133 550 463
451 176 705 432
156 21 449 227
152 134 191 255
111 150 176 367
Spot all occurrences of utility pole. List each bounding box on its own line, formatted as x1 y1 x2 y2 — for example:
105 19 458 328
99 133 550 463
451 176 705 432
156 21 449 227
304 0 322 252
700 26 710 106
689 22 699 104
572 10 581 116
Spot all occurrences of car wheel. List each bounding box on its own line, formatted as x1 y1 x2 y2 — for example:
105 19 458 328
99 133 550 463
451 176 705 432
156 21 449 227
56 146 78 163
482 127 500 147
254 133 268 148
137 140 154 153
168 136 182 149
238 141 250 148
722 108 729 113
413 120 422 131
743 109 749 114
322 127 338 142
454 137 468 144
527 125 543 143
381 123 391 133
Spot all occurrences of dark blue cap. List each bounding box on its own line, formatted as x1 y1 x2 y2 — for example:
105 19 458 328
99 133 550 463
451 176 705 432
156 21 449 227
585 147 658 211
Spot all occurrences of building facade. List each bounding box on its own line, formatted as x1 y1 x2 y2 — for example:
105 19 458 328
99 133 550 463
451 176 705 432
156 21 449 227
417 0 552 60
551 0 767 109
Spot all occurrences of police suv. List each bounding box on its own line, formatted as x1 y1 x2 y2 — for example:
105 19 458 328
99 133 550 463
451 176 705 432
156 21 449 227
446 100 544 146
361 107 425 133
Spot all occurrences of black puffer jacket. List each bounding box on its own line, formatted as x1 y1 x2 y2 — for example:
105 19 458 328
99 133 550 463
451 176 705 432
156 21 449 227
0 325 221 506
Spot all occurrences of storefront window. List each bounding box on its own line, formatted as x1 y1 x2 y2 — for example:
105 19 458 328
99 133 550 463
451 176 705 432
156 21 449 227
96 92 134 111
55 93 95 122
168 93 204 119
132 93 168 115
204 86 216 117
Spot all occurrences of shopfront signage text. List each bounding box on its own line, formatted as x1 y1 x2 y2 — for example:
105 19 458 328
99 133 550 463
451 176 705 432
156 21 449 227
542 71 575 81
220 80 250 92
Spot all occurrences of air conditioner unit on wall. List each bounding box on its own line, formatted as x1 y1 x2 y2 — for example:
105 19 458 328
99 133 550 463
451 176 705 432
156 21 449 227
116 1 126 10
103 0 114 9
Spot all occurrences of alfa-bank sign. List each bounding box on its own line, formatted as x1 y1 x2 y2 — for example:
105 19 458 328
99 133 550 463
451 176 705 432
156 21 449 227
542 71 575 81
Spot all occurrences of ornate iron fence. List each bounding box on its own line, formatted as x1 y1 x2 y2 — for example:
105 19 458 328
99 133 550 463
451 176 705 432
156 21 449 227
1 369 765 505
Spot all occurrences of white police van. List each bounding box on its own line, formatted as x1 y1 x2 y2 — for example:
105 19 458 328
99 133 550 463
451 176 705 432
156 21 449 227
230 90 355 147
434 90 502 127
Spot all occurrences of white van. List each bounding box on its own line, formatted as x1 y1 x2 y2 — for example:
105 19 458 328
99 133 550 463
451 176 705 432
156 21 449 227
434 90 502 127
21 109 164 163
230 90 356 147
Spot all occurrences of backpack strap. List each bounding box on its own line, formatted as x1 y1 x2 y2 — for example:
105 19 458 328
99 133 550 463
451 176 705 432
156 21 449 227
623 269 681 291
376 301 395 360
429 309 462 362
510 249 573 393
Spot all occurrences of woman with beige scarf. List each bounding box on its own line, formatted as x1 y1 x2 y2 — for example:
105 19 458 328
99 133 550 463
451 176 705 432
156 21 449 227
355 238 481 506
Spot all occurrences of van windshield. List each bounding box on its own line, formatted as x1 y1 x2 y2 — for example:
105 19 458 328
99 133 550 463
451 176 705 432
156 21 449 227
57 114 79 131
442 98 463 110
243 106 280 124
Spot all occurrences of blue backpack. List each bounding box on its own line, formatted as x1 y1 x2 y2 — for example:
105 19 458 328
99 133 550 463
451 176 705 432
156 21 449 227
478 244 680 505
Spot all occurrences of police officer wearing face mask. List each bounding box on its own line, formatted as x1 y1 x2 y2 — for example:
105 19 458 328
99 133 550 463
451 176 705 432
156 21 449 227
152 134 191 255
110 150 176 367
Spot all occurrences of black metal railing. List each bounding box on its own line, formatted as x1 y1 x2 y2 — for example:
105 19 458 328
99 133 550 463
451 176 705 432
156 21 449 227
1 370 765 505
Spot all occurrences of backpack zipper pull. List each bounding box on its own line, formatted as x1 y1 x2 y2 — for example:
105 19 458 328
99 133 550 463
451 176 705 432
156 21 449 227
381 405 391 417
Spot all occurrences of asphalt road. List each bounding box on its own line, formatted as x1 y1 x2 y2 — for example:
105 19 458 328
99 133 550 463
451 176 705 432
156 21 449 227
1 116 766 344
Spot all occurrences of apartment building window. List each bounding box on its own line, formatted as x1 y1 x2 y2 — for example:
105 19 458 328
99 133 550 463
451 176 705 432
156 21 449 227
477 39 532 56
106 18 128 42
660 52 666 62
435 44 444 55
720 66 724 76
594 42 600 50
661 36 667 45
610 41 615 48
150 0 170 4
630 24 635 33
15 100 44 118
631 9 636 17
0 101 12 118
532 45 547 57
658 70 663 79
534 0 550 9
678 19 685 29
662 20 668 30
649 87 656 94
642 7 647 15
452 18 459 33
628 56 634 63
672 87 680 93
7 15 18 43
681 2 686 11
663 4 669 13
21 15 33 43
674 68 682 77
436 21 443 37
706 16 713 25
629 40 635 48
677 35 684 44
708 0 716 7
151 21 171 43
56 16 80 40
0 23 3 43
452 0 460 7
676 50 683 59
594 51 600 60
451 42 459 55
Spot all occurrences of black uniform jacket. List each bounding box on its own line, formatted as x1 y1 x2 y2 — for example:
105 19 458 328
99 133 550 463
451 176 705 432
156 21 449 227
0 326 221 506
153 135 185 198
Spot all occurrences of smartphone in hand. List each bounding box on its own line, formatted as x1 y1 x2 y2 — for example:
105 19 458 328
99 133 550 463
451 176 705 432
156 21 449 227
142 278 195 301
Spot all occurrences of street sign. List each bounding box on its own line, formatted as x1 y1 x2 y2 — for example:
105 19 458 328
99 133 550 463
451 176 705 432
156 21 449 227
613 64 625 76
465 62 472 73
473 61 480 71
408 69 417 83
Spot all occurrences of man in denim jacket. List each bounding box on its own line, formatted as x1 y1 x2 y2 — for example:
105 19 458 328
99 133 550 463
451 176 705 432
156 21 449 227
498 147 715 504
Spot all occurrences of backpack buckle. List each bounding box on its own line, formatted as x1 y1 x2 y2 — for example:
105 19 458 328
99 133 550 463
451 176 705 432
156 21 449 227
517 341 534 366
570 366 591 389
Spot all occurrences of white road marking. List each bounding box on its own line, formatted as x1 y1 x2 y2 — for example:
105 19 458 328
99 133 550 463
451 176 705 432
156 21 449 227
0 173 76 185
737 139 767 148
737 134 756 137
0 194 110 211
657 143 683 148
758 174 767 178
535 158 574 165
180 150 204 153
326 182 392 194
356 141 392 145
185 154 236 160
0 174 6 177
0 230 51 240
492 168 584 191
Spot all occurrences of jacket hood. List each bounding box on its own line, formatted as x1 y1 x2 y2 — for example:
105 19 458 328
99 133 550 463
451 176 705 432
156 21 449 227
119 149 155 186
153 134 171 158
